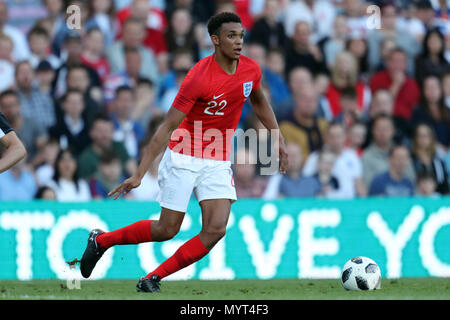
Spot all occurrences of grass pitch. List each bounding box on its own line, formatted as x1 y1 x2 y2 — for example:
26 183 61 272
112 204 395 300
1 278 450 300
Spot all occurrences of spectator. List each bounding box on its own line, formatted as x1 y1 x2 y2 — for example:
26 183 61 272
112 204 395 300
314 72 333 121
314 149 340 198
34 138 60 186
415 171 440 197
404 0 436 44
77 114 133 179
80 27 111 84
54 65 102 124
0 2 30 62
347 120 367 157
414 28 450 86
411 74 450 149
49 89 92 157
276 66 313 119
47 148 91 201
42 0 65 43
52 31 102 99
110 85 145 158
0 157 36 201
279 83 328 164
27 25 60 70
159 68 189 113
245 43 290 109
132 78 162 128
363 88 411 148
284 21 327 79
277 142 323 198
248 0 286 50
411 123 449 194
342 0 369 38
283 0 336 42
89 150 126 199
326 50 371 118
34 185 57 200
370 48 420 121
266 48 286 79
0 33 15 92
165 8 198 59
15 60 56 132
0 89 47 164
362 114 416 188
35 60 56 95
233 148 268 198
116 0 168 56
323 15 349 68
103 45 153 104
369 145 415 197
334 86 363 130
302 122 366 198
85 0 118 47
345 31 370 81
106 17 159 84
366 2 420 75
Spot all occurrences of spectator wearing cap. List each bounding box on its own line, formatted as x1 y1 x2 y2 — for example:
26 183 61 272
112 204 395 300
0 2 30 62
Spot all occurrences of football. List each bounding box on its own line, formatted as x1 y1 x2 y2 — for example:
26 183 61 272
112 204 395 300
341 256 381 291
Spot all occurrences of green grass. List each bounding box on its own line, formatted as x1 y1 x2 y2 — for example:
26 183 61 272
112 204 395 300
1 278 450 300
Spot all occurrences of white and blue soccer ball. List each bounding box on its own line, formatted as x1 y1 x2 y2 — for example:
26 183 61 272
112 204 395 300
341 256 381 291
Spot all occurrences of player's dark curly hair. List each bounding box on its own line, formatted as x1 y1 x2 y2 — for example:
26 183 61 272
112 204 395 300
207 12 241 36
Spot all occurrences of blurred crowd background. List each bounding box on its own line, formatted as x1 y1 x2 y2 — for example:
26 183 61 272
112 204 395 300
0 0 449 202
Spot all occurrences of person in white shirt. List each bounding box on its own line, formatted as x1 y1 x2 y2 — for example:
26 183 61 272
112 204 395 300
302 121 367 198
0 2 30 62
47 148 92 201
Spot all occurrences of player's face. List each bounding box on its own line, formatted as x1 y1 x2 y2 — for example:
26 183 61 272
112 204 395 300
214 22 244 60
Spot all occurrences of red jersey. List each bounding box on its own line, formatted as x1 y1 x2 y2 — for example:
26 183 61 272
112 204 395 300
168 54 262 161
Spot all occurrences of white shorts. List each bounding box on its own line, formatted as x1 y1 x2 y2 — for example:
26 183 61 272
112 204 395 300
157 148 237 212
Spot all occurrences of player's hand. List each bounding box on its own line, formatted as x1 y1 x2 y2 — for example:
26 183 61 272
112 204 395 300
108 175 142 200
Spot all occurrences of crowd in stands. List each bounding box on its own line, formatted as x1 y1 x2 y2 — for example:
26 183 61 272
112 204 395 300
0 0 449 202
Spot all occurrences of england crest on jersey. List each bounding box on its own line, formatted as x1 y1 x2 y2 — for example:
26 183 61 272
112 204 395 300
243 81 253 97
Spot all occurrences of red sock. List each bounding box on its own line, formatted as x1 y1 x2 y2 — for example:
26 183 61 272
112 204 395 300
96 220 153 249
145 235 209 279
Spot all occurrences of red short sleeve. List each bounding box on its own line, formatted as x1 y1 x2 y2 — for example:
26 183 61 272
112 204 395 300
171 68 202 114
253 62 262 91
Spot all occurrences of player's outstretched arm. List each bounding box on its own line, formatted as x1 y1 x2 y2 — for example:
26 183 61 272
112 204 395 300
108 107 187 199
0 131 27 173
249 87 288 174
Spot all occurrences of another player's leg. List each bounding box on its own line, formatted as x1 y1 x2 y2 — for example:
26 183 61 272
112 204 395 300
80 208 184 278
137 199 231 292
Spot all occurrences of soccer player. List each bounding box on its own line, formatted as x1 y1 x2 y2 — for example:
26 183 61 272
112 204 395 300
0 112 26 173
80 12 288 292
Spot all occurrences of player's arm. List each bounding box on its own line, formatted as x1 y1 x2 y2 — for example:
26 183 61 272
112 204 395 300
108 107 186 199
0 131 27 173
249 87 288 173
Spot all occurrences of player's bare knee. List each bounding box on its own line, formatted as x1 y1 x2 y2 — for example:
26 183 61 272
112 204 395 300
201 226 226 241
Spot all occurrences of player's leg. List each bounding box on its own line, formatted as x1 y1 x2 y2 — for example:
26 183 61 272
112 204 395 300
80 207 184 278
137 199 230 292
